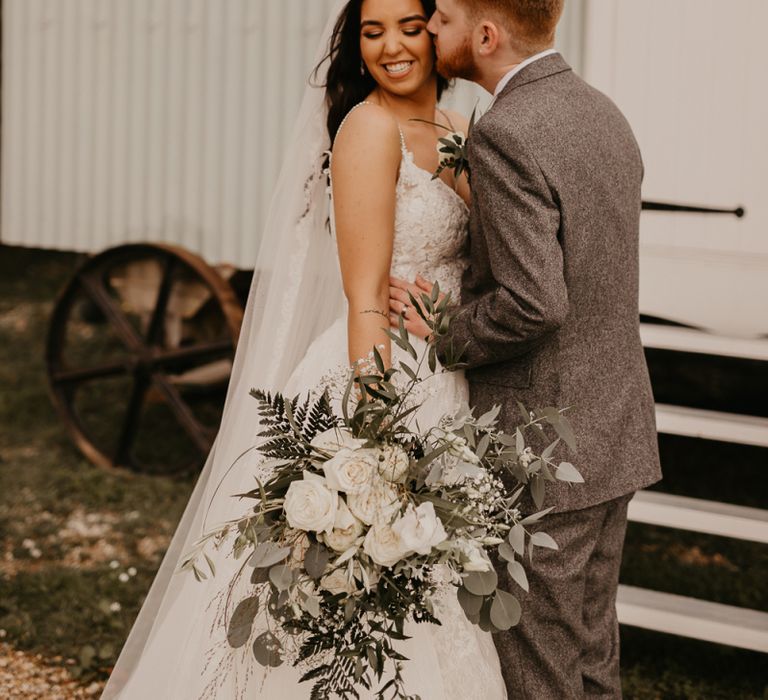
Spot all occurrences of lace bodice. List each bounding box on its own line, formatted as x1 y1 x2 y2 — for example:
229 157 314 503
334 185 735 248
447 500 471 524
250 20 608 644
333 102 470 298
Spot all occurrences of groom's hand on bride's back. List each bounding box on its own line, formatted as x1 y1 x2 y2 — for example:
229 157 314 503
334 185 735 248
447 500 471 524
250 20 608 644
389 274 442 340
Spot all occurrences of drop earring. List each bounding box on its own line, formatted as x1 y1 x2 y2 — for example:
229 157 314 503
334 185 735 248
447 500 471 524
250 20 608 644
360 60 366 76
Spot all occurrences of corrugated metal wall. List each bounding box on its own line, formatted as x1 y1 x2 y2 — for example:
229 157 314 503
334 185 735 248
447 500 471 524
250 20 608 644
1 0 339 265
1 0 583 266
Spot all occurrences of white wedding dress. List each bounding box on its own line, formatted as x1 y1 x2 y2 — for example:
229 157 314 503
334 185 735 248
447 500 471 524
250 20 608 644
108 103 507 699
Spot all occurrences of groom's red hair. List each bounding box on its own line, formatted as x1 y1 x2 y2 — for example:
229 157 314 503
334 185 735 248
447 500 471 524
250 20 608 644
460 0 564 53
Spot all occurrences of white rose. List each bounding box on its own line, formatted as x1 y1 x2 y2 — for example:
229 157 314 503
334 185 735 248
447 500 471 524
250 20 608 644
322 448 378 494
310 427 365 454
363 523 409 567
284 473 337 534
320 567 355 595
391 502 447 556
376 445 410 483
347 482 400 526
324 498 364 552
456 539 492 572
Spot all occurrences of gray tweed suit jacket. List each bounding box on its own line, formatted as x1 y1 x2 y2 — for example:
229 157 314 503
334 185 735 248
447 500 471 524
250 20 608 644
439 53 661 513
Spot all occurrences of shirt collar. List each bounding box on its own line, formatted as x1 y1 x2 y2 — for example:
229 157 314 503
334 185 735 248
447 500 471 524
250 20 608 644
493 48 559 98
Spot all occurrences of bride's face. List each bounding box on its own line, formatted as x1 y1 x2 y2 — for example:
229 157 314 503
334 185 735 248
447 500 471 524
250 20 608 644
359 0 436 97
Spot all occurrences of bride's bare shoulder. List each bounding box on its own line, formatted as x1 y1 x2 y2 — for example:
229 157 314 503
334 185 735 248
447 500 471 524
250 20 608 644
331 103 401 168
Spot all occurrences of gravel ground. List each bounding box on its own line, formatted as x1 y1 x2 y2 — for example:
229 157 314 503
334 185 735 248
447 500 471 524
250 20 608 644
0 644 104 699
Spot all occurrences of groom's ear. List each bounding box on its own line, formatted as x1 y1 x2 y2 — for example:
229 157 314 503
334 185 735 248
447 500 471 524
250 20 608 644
477 20 502 56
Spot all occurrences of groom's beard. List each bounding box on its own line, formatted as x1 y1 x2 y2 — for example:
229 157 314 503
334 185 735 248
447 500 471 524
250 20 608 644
435 35 478 81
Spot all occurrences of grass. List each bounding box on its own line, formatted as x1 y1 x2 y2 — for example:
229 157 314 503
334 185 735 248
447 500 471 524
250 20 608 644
0 244 766 696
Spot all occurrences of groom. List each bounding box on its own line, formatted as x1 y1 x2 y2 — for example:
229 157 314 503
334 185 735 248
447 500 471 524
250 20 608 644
390 0 662 697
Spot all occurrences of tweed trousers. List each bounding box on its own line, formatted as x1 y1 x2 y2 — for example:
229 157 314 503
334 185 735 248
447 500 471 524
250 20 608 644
494 493 633 699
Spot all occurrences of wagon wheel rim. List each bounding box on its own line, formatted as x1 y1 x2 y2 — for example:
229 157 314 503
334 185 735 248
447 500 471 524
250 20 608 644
46 243 243 474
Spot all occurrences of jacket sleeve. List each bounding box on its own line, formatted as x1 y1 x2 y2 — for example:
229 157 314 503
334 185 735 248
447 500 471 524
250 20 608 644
437 124 568 370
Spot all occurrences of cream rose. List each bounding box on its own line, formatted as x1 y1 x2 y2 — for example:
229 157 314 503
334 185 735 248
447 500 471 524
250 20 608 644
376 444 410 483
283 473 337 533
310 427 365 454
320 567 355 595
322 448 378 494
391 502 447 556
456 539 492 572
363 523 408 567
323 498 364 552
347 482 400 526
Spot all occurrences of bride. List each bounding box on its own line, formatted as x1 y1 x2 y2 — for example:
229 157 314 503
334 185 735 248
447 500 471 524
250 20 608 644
102 0 506 697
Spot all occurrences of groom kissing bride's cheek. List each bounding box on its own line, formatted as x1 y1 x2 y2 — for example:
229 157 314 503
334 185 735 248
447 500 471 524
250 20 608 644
104 1 661 699
391 0 661 697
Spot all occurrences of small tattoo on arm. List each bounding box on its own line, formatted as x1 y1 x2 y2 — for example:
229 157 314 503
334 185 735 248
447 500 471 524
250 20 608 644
360 309 388 319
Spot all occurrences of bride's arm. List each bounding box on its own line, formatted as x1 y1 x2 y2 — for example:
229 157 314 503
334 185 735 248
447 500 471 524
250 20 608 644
331 106 402 371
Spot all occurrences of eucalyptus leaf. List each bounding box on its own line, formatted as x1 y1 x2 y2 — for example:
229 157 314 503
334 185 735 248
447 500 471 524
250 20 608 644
498 541 517 562
553 415 577 451
304 542 330 579
520 506 553 525
542 438 561 461
227 595 260 648
457 586 484 617
463 569 498 596
531 475 545 509
506 560 530 592
249 542 292 569
253 632 283 668
490 589 522 630
508 523 525 556
555 461 584 483
515 428 524 454
268 564 294 591
530 532 559 550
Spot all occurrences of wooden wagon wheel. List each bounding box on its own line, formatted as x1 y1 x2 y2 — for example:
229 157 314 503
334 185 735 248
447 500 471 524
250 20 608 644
46 243 244 474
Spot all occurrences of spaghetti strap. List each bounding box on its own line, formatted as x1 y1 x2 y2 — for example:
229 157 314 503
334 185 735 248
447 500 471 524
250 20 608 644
335 101 408 154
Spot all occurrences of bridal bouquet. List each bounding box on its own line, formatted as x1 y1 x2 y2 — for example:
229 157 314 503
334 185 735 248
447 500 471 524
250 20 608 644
182 289 582 699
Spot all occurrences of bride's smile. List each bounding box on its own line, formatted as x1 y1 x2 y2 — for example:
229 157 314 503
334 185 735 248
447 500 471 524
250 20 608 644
360 0 436 96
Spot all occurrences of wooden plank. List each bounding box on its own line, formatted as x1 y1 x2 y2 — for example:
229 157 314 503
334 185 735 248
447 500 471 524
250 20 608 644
641 323 768 362
629 491 768 544
655 403 768 448
617 585 768 653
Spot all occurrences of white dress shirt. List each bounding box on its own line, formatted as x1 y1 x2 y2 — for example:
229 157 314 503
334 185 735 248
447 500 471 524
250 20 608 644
493 48 558 98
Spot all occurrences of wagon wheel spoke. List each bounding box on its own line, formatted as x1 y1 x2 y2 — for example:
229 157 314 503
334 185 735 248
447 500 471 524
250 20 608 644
51 361 128 386
78 271 144 352
146 255 177 346
114 375 152 466
153 339 235 370
151 372 215 454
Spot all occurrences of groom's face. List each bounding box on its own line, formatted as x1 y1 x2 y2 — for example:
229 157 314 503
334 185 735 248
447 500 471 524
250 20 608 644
427 0 479 80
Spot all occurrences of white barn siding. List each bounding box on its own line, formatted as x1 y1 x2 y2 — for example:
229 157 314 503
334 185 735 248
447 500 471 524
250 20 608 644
582 0 768 336
1 0 584 267
1 0 339 265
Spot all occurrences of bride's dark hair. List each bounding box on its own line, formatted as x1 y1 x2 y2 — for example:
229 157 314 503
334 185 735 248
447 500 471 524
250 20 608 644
315 0 450 145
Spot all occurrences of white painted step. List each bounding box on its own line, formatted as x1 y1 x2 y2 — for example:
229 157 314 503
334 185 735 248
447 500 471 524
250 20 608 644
629 491 768 544
655 403 768 448
617 585 768 653
640 323 768 361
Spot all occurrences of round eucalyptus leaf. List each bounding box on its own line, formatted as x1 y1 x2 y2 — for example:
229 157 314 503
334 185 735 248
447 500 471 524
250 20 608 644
490 589 521 631
304 542 330 579
269 564 294 591
463 569 498 596
457 585 484 617
226 595 260 648
252 632 283 668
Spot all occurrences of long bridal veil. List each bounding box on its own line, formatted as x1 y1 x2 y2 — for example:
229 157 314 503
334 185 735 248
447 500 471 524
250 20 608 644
101 2 349 696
